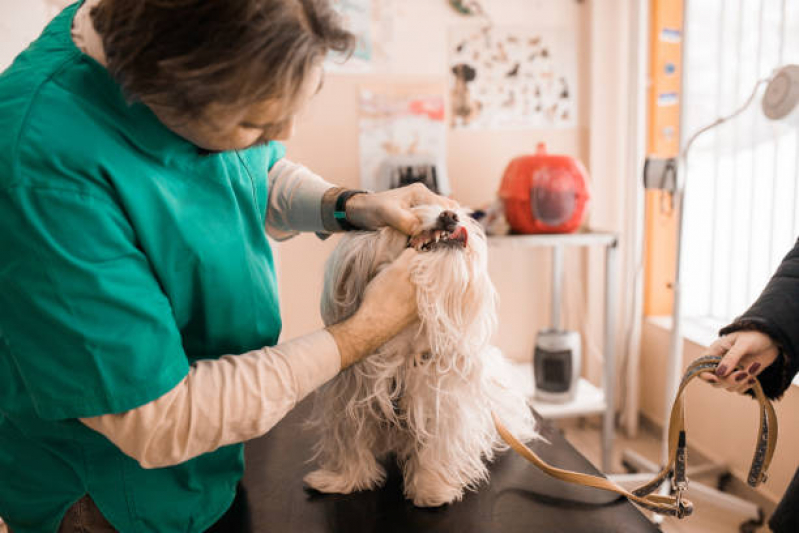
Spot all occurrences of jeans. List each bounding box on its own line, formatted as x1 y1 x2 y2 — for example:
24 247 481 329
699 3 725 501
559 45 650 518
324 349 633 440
57 495 116 533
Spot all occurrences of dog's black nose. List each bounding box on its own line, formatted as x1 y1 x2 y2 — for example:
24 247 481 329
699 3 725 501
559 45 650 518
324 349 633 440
437 210 459 232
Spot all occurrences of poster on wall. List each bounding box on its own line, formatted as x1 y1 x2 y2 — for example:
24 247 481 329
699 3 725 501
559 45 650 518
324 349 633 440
327 0 393 73
358 84 449 195
448 25 578 129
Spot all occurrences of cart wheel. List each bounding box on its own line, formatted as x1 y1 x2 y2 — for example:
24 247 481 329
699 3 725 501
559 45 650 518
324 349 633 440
621 459 638 474
738 508 764 533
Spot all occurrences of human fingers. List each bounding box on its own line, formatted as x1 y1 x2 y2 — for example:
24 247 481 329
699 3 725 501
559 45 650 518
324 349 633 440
383 206 422 236
716 369 750 392
360 249 419 324
745 359 765 378
730 375 757 395
408 183 459 210
742 348 779 378
392 247 419 268
707 335 733 357
373 248 417 280
714 337 750 378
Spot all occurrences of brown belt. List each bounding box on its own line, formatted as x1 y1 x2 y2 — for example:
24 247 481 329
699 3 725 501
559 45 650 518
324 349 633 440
493 355 778 519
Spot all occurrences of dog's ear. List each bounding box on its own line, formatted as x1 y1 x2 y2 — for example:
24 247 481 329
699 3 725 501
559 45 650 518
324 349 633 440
321 232 383 326
452 63 477 83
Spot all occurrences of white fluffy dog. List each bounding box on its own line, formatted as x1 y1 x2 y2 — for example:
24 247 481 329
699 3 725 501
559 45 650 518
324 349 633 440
304 204 538 507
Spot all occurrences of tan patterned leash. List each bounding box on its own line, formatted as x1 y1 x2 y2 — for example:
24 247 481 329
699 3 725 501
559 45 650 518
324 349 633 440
493 355 778 519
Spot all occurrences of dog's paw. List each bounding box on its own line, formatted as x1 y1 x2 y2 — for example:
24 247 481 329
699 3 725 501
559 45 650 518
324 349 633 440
304 466 386 494
407 471 464 507
410 485 464 508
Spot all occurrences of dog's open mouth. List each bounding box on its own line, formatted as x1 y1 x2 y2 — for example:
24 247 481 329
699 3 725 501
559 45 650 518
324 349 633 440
408 226 469 252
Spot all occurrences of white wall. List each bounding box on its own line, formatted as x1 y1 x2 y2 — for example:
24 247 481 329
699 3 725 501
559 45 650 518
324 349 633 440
0 0 71 70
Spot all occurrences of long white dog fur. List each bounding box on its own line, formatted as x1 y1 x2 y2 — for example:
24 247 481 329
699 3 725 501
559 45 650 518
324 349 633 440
304 204 538 507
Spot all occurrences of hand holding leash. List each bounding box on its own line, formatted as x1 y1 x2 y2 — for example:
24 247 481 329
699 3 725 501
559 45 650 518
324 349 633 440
699 331 780 394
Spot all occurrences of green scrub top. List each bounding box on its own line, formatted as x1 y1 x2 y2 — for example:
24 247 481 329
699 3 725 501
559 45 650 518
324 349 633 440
0 4 285 532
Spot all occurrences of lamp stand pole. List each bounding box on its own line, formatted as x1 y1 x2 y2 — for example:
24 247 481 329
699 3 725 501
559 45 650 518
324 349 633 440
613 76 773 528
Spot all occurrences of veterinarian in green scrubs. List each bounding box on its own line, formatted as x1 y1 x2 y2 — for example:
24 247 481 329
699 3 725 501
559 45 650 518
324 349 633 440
0 1 455 532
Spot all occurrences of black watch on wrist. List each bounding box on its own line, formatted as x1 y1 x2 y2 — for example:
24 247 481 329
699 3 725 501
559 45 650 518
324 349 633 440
334 190 367 231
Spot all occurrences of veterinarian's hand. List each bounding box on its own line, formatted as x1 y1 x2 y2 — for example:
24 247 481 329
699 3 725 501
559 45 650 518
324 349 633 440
346 184 459 235
698 330 780 394
328 248 420 368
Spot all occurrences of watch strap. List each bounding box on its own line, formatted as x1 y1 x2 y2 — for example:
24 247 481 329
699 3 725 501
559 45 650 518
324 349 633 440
333 190 367 231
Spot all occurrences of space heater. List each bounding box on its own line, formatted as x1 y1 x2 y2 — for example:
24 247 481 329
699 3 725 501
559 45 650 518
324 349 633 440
498 143 590 234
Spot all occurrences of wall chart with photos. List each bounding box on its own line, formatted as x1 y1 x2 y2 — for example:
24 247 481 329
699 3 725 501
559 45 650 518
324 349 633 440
449 25 578 130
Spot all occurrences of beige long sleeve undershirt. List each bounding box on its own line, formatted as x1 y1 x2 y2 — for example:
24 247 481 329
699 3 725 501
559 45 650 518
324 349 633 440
73 1 344 469
80 331 340 469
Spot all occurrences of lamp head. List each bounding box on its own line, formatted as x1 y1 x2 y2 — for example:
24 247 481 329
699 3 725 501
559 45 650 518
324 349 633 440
762 65 799 121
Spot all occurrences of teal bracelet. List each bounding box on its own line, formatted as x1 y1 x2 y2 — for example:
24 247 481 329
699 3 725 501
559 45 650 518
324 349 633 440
334 190 367 231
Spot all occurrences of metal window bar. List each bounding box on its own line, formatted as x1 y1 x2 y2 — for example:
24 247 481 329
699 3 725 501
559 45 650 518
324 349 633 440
706 0 726 319
769 0 788 269
793 126 799 236
686 0 798 324
722 0 746 321
746 0 764 306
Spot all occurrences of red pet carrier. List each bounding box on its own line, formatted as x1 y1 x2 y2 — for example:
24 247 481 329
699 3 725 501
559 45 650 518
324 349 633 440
498 143 590 234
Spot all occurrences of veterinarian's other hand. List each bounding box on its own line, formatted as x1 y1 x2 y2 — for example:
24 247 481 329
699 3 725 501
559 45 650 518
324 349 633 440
346 184 459 235
328 248 420 368
698 330 779 394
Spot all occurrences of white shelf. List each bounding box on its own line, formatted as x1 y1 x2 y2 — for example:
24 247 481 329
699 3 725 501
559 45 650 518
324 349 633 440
532 379 607 419
488 231 618 249
507 362 607 420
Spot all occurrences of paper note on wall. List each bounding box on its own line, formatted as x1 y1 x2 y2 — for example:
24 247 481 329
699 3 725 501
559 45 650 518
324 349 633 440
358 84 449 194
449 25 578 129
327 0 393 73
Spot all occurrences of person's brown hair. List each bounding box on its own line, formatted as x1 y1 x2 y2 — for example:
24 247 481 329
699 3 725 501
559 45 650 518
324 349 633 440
90 0 355 117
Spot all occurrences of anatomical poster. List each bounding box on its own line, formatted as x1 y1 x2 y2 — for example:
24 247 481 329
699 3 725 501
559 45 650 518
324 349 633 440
448 25 578 129
358 83 449 195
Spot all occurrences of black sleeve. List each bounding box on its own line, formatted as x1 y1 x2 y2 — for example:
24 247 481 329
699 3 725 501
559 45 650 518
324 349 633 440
719 238 799 400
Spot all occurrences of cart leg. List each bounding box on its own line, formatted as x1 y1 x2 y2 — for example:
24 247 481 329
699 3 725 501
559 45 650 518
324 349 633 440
602 239 619 472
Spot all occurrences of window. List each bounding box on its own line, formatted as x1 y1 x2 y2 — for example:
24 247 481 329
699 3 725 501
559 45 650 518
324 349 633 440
681 0 799 325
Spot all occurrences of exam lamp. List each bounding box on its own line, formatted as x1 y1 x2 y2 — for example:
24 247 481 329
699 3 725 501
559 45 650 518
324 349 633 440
762 64 799 122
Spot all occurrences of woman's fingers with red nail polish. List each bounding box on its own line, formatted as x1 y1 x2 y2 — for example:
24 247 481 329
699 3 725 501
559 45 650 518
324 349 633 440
715 336 748 378
716 371 747 391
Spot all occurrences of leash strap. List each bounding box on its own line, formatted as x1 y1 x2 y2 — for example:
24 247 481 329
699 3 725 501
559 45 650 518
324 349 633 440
493 355 778 519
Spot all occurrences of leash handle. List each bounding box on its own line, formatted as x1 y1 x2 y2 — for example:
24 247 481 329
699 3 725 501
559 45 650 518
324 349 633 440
494 355 778 519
